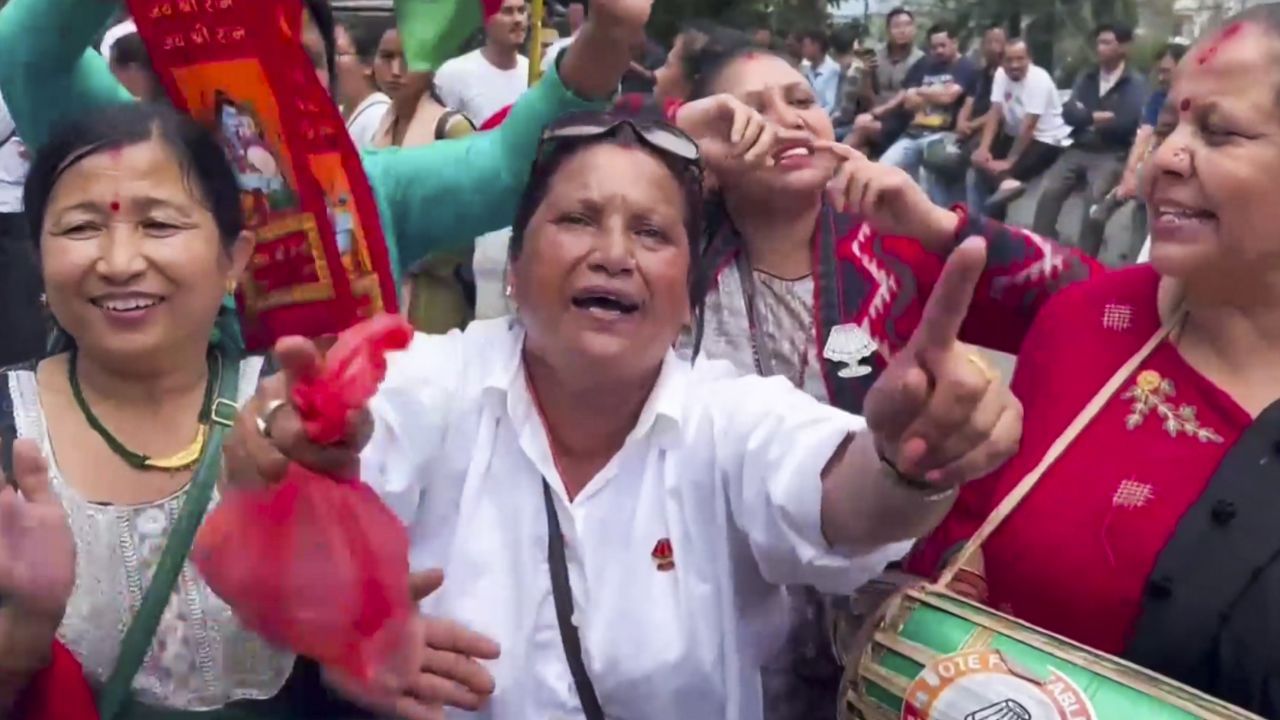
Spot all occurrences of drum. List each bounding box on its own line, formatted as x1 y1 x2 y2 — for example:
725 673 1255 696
840 586 1260 720
839 309 1262 720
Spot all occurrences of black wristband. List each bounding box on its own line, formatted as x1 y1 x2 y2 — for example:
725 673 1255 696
877 448 958 500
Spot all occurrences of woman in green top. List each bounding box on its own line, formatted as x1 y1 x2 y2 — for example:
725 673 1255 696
0 0 653 285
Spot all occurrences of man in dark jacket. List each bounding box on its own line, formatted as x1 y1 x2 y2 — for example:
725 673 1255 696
1031 23 1147 256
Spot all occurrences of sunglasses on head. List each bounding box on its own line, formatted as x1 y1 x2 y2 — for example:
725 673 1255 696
539 111 701 164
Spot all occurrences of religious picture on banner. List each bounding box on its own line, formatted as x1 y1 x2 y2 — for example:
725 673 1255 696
310 152 387 318
128 0 398 350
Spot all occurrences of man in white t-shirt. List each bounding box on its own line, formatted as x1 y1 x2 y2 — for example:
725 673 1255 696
435 0 530 127
968 38 1072 216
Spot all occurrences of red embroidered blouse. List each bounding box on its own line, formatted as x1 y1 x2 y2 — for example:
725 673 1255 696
910 265 1252 655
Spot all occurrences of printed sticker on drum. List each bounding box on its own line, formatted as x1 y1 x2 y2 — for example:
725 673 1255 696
902 648 1098 720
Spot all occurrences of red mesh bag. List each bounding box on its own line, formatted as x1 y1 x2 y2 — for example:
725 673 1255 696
193 314 416 681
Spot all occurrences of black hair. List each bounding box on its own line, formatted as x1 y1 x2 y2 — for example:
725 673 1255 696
672 21 753 99
926 23 955 40
1157 41 1188 63
342 18 391 63
110 32 151 68
23 103 245 355
681 29 764 101
24 103 244 249
798 28 830 53
982 22 1008 37
886 7 914 27
1093 23 1134 44
303 0 338 89
830 24 861 55
509 110 711 358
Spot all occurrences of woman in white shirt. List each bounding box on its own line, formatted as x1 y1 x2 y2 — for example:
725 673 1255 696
227 109 1024 719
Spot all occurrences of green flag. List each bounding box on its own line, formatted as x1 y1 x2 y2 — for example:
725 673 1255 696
395 0 483 72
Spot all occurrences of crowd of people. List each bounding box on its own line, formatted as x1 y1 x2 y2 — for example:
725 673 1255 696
1 0 1280 718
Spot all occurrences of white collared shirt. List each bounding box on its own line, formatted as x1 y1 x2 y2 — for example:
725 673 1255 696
362 318 910 720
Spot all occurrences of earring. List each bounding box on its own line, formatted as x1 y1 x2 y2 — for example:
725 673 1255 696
225 279 238 295
504 283 513 298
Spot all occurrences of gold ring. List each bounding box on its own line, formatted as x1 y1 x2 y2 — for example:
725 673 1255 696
965 352 997 382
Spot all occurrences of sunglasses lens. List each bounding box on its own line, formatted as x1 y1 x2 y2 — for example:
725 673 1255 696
542 116 700 164
543 121 614 141
642 128 700 162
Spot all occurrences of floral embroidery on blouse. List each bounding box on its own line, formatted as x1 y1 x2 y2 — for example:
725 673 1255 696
1123 369 1224 443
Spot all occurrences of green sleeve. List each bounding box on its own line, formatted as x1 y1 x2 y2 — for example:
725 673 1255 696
0 0 134 151
360 60 602 275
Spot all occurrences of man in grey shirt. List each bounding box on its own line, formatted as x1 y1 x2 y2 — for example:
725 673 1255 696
843 6 923 155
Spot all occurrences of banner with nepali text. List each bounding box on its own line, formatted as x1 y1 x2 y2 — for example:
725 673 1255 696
128 0 399 352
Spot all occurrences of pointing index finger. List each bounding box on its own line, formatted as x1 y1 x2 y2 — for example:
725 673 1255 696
912 237 987 358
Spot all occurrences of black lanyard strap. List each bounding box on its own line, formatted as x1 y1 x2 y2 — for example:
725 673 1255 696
542 480 606 720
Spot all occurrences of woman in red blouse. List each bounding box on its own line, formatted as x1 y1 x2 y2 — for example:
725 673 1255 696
657 39 1103 720
910 7 1280 715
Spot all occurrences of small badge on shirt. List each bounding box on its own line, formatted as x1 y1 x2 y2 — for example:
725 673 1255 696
651 538 675 572
823 323 876 378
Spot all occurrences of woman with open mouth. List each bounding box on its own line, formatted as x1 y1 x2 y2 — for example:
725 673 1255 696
223 107 1025 720
907 6 1280 714
0 103 508 720
659 38 1105 720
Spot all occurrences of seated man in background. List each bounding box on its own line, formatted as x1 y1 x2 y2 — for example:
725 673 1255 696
968 37 1072 218
799 28 843 116
878 23 978 205
953 24 1005 149
1106 42 1186 257
1030 23 1146 256
844 6 922 155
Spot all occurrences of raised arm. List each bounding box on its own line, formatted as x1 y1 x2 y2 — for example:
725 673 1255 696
820 141 1105 355
362 0 649 273
718 241 1021 592
0 0 133 151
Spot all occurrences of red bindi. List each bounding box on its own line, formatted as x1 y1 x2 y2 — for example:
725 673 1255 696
1179 98 1191 112
109 200 121 213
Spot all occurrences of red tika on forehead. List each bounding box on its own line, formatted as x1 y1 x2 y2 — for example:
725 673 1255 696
1180 97 1192 112
1197 21 1244 65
